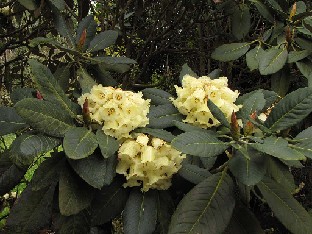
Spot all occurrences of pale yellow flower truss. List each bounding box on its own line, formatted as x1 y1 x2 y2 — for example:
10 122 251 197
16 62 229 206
116 133 186 192
78 85 150 139
171 74 241 128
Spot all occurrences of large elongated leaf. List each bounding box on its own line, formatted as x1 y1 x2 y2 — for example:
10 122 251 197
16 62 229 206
271 67 290 97
142 88 172 105
264 87 312 131
179 63 198 84
133 127 175 142
28 59 79 117
229 145 266 186
148 104 183 128
91 178 129 225
96 130 119 158
10 87 35 104
207 99 230 128
168 170 235 234
63 127 98 160
59 166 94 216
0 107 28 136
88 30 118 52
211 43 250 62
58 211 90 234
156 191 175 234
5 184 56 233
10 134 61 169
257 177 312 234
245 46 264 71
294 126 312 158
77 67 97 94
237 90 265 121
231 4 251 40
288 50 310 63
69 154 117 189
249 0 274 22
251 136 305 160
15 98 74 137
259 47 288 75
17 0 38 10
75 15 97 50
47 0 65 10
53 13 75 46
173 120 208 133
296 60 312 86
123 189 158 234
179 163 211 184
171 131 229 158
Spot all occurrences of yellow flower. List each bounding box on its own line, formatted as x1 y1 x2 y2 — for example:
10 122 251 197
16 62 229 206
78 85 150 139
116 133 186 191
171 75 241 128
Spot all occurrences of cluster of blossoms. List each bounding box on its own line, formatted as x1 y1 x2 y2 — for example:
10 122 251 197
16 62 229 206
116 133 186 192
78 85 150 139
171 74 241 128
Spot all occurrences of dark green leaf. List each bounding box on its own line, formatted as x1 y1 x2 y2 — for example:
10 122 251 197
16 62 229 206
231 4 251 40
88 30 119 52
200 156 216 169
229 145 266 186
294 126 312 159
63 127 98 160
5 184 56 233
53 13 75 47
0 107 28 136
15 98 74 137
295 37 312 51
10 87 35 104
156 191 175 234
179 162 211 184
93 65 118 86
10 134 61 169
257 177 312 234
265 87 312 131
47 0 65 10
17 0 38 10
77 67 97 94
172 120 208 133
271 67 290 97
142 88 172 105
75 15 97 51
207 99 230 128
69 154 117 189
91 178 129 225
249 0 274 22
237 90 265 121
31 153 65 191
168 171 235 234
179 63 198 84
148 104 183 128
259 47 288 75
91 59 131 73
224 203 264 234
96 130 119 158
123 189 157 234
54 64 72 92
172 131 229 158
211 43 250 62
250 136 305 160
288 50 310 63
133 127 175 142
58 211 90 234
90 56 136 65
296 60 312 86
266 0 283 12
59 165 94 216
28 59 79 117
245 46 264 71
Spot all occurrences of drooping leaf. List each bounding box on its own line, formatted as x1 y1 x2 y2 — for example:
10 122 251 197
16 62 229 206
249 0 274 22
0 107 28 136
211 43 250 62
271 67 290 97
172 131 229 158
59 165 94 216
91 178 129 225
266 157 296 193
231 4 251 40
224 203 264 234
207 99 230 128
229 145 266 186
69 154 117 189
63 127 98 160
28 59 79 117
179 162 211 184
265 87 312 131
10 87 35 104
15 99 74 137
294 126 312 159
133 127 175 142
288 50 311 63
5 184 56 233
250 136 305 160
96 130 119 158
58 211 90 234
10 134 61 169
245 45 264 71
148 104 183 128
75 15 97 51
296 60 312 86
168 170 235 234
30 153 65 191
123 189 158 234
257 177 312 234
142 88 172 105
259 47 288 75
88 30 119 52
156 191 175 234
179 63 198 84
